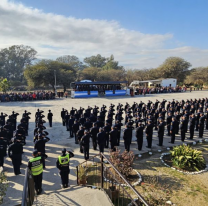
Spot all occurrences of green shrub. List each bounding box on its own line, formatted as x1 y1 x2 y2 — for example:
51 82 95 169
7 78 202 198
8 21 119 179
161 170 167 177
0 169 8 204
170 145 206 171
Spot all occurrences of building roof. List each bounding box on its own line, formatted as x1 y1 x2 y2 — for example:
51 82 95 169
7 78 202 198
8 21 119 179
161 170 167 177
74 81 127 85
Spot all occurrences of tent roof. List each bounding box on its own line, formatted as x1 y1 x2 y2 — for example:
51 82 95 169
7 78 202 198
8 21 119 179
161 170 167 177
74 81 127 85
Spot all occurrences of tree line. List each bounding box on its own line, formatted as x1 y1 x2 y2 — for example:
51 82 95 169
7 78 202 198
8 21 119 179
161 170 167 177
0 45 208 92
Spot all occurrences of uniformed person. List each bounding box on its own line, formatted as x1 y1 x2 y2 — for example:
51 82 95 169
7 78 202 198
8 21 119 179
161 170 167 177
109 126 118 151
189 114 195 139
77 126 85 152
123 125 132 152
180 116 186 142
61 108 66 126
146 120 153 148
28 150 43 195
0 137 7 168
8 138 23 175
170 117 177 144
198 113 205 138
56 148 74 188
34 134 50 169
90 123 99 150
97 128 105 154
81 130 90 160
157 118 165 146
136 122 144 151
47 110 53 127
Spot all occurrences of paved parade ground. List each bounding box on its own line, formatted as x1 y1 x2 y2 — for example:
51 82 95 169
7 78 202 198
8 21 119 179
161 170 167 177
1 91 208 206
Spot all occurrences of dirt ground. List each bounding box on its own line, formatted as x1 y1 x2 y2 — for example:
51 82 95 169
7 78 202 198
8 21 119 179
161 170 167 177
133 143 208 206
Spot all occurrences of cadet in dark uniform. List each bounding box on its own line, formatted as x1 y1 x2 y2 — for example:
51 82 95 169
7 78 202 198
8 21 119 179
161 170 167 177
157 118 165 146
123 125 132 152
68 116 75 137
0 137 7 167
81 130 90 160
56 148 74 188
34 134 50 169
180 116 186 142
97 128 105 154
146 120 153 148
199 113 205 138
189 114 195 139
90 123 99 150
0 113 7 126
136 122 144 151
170 117 177 144
109 126 118 151
72 120 80 143
28 150 43 195
8 138 23 175
47 110 53 127
114 120 123 146
166 112 172 136
104 122 111 148
61 108 66 126
77 126 85 152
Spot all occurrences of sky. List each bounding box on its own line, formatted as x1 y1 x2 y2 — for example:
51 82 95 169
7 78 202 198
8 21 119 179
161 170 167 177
0 0 208 69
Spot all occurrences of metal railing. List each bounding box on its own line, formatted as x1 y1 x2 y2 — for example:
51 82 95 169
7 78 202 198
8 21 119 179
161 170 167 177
21 168 35 206
76 153 149 206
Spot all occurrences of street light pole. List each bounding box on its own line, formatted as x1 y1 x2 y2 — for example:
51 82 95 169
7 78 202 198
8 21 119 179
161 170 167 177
54 70 57 95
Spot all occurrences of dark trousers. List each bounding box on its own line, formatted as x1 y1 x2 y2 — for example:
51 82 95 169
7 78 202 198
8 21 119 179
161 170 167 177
60 170 69 186
49 119 52 127
80 143 83 153
69 128 74 137
105 134 109 148
196 122 199 131
33 173 43 193
11 154 21 175
92 136 97 150
181 130 186 141
0 155 4 167
83 145 89 160
158 134 163 146
171 132 175 143
146 135 152 148
137 137 143 150
124 141 130 152
190 126 194 139
176 122 179 134
62 119 65 126
98 144 104 153
117 131 121 146
110 141 117 151
199 125 204 138
167 125 170 135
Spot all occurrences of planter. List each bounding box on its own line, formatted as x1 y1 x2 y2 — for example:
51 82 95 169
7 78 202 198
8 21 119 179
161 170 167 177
78 179 87 185
109 186 119 200
160 153 208 175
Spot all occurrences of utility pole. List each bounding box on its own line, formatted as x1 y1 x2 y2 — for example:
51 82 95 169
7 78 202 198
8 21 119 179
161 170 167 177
54 70 57 95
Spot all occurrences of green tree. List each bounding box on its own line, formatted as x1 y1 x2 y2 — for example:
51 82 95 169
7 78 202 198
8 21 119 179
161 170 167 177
102 55 123 70
0 45 37 81
84 54 106 68
0 78 10 93
185 67 208 86
24 60 76 91
157 57 191 83
56 55 85 71
80 67 99 81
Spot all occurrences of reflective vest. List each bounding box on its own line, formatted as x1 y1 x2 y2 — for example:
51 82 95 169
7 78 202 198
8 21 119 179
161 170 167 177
58 154 70 166
29 156 43 176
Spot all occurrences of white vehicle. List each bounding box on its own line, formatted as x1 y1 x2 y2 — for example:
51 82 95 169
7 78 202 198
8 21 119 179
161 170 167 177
129 78 177 88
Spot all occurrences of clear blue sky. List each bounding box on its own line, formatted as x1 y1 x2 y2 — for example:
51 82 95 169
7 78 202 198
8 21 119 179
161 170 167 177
16 0 208 49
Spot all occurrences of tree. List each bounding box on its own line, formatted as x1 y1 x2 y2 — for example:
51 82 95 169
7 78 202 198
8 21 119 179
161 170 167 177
24 60 76 91
84 54 106 68
80 67 99 81
157 57 191 83
0 78 10 93
56 55 85 71
0 45 37 81
102 55 123 70
185 67 208 86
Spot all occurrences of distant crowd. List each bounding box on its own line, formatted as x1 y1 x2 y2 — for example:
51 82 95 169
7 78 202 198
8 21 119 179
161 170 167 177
0 91 55 102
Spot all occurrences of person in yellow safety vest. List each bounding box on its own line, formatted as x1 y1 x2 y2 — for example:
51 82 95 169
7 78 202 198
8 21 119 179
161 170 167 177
28 150 43 195
56 148 74 188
